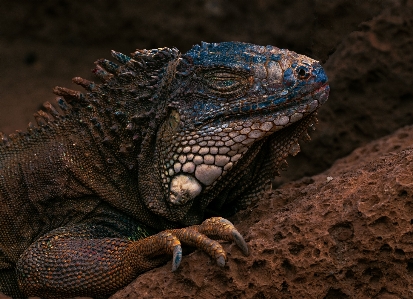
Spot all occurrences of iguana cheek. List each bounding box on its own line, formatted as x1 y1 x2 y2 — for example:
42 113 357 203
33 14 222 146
160 120 280 206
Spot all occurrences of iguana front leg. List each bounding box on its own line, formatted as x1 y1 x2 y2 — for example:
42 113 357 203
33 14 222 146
16 217 248 299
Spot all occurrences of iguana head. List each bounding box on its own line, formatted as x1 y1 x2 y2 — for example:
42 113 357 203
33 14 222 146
62 41 328 226
144 42 329 223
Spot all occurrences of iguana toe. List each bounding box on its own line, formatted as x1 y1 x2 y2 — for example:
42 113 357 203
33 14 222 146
166 227 228 266
197 217 249 256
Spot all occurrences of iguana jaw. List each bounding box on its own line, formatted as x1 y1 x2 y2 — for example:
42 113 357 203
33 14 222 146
150 84 329 223
160 83 329 200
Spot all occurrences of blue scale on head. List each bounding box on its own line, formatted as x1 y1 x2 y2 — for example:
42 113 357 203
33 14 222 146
293 80 307 91
283 68 296 87
187 42 268 71
272 96 287 105
312 66 328 84
231 106 240 113
241 104 251 112
258 101 271 109
270 53 281 61
251 55 267 64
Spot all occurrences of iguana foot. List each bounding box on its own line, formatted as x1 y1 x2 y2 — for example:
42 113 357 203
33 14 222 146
156 217 248 271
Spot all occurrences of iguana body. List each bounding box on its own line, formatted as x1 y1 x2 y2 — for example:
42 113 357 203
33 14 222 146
0 42 329 298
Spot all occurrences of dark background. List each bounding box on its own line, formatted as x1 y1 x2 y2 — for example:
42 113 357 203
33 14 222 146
1 0 412 182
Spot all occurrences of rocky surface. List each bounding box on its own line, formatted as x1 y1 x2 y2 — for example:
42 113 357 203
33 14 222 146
111 125 413 299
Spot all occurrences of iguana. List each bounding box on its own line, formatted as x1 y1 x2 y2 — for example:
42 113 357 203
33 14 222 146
0 42 329 298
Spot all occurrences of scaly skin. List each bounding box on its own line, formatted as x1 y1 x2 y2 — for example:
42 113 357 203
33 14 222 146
0 42 329 298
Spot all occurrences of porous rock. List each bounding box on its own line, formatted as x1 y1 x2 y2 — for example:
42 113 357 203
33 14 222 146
111 126 413 298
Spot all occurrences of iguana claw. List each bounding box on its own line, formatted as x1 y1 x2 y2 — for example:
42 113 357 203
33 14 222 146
171 245 182 272
232 229 249 256
163 216 248 270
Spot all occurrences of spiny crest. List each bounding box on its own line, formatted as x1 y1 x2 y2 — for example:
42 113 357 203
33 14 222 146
0 96 73 149
64 47 181 104
50 47 180 106
31 98 70 128
89 47 181 85
1 47 181 148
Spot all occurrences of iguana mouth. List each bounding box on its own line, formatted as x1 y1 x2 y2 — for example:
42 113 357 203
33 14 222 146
251 82 330 116
311 82 329 101
195 82 330 131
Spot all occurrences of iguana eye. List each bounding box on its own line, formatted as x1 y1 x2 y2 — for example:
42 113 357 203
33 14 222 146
203 70 249 96
211 76 240 89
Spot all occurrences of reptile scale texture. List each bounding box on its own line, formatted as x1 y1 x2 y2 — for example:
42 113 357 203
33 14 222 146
0 42 329 298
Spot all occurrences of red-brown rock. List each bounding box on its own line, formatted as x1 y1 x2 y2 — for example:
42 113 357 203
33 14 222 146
111 126 413 298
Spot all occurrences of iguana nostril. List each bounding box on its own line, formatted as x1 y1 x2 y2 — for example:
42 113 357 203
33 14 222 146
296 66 310 79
